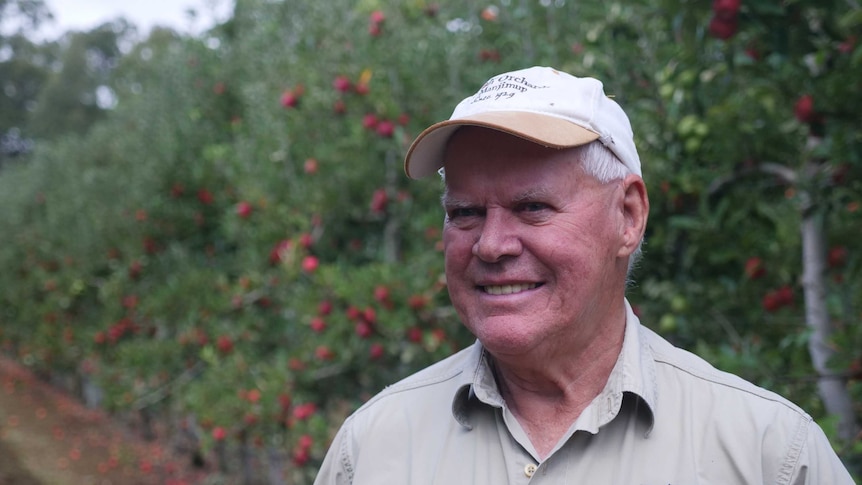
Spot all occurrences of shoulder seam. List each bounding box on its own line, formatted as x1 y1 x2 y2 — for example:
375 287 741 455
651 349 809 417
351 367 466 415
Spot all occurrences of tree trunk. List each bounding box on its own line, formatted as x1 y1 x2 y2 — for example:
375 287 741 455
800 201 858 441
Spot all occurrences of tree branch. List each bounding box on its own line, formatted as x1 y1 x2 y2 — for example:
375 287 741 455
707 161 797 197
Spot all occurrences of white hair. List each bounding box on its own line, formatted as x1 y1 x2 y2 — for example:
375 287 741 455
576 141 631 183
572 141 645 281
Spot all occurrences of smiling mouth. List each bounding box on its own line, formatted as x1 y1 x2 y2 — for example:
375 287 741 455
481 283 539 295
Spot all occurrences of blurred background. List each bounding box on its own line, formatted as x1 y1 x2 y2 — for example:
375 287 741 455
0 0 859 483
34 0 230 40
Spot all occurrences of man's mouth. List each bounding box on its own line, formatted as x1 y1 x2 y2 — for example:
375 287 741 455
481 283 539 295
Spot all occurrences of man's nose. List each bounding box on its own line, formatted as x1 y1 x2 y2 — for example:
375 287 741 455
472 210 523 262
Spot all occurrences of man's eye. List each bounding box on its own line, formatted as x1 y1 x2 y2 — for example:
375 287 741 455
448 207 480 219
520 202 548 212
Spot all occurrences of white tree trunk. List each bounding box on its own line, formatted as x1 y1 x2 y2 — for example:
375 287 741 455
711 152 858 442
800 203 858 441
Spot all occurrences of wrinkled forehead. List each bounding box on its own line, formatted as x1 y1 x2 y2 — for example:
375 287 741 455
441 127 588 180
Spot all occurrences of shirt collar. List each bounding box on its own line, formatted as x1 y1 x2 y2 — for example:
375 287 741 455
451 299 657 433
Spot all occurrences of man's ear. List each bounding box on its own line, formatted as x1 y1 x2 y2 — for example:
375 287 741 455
618 173 649 258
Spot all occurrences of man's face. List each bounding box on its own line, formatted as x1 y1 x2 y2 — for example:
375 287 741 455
441 128 632 359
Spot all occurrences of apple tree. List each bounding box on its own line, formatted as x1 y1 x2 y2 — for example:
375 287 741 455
0 0 858 482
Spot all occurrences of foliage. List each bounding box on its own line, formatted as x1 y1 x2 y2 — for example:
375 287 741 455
0 0 859 482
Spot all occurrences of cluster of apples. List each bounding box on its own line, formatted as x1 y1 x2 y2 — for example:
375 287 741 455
709 0 741 40
761 285 794 312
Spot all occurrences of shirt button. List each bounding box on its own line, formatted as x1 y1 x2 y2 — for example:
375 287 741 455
524 463 538 477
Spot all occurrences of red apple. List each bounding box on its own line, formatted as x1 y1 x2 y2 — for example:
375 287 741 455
216 335 234 355
776 285 794 306
762 292 781 312
369 10 385 24
346 305 361 321
744 257 765 279
304 158 319 174
301 255 319 273
310 317 326 333
794 94 820 124
373 285 390 303
481 6 498 21
197 188 214 205
236 201 253 218
407 294 429 310
292 447 310 466
362 113 378 130
370 188 388 214
369 343 385 360
355 321 373 339
315 345 334 360
362 306 377 323
708 16 738 40
407 327 423 343
376 120 395 138
332 75 352 92
712 0 741 19
280 90 299 108
318 300 333 316
293 402 317 420
298 434 313 449
298 232 314 249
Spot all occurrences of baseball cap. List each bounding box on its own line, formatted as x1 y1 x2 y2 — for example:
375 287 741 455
404 66 642 179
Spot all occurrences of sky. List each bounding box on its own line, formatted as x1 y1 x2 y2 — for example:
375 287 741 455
37 0 233 40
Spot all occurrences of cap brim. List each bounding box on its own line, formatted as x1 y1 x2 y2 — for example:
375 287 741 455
404 111 601 179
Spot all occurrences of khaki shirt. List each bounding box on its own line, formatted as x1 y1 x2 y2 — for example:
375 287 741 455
314 302 854 484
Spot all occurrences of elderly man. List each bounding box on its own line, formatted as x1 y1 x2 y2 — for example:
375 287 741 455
314 67 853 484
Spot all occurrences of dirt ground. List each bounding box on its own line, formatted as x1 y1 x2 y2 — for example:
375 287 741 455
0 355 212 485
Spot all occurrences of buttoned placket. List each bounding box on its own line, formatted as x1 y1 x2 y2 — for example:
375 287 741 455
521 455 552 483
